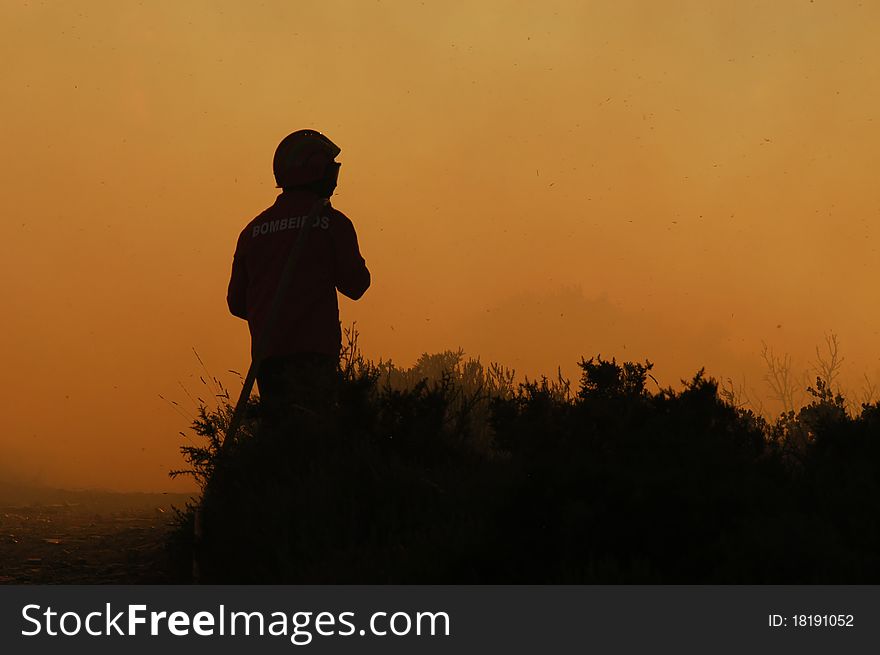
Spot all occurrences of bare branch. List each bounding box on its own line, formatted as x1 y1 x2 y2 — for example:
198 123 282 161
811 332 845 392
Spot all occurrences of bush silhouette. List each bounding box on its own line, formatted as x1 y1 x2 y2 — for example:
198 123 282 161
169 333 880 583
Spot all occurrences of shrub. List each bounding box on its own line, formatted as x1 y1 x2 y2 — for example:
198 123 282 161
169 335 880 583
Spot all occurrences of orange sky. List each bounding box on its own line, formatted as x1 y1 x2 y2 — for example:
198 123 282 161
2 0 879 491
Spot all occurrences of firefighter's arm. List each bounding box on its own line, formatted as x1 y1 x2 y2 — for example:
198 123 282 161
331 212 371 300
226 236 249 319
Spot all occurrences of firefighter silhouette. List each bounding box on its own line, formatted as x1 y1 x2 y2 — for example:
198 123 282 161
227 130 370 422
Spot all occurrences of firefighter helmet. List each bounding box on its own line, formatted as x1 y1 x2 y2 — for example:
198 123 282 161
272 129 341 188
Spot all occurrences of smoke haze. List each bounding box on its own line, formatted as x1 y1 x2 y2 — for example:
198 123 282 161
2 0 879 490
